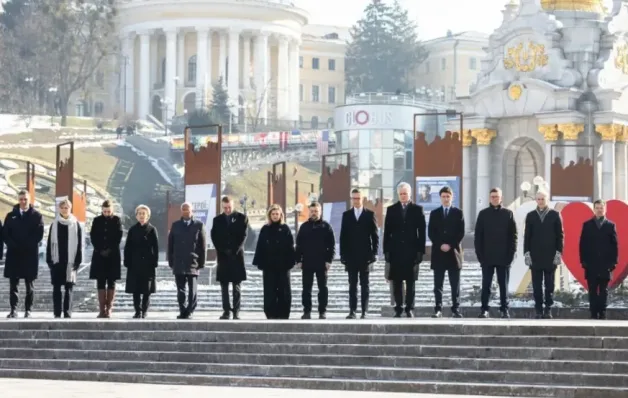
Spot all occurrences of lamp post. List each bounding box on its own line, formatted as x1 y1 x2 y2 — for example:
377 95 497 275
48 87 58 126
520 175 548 201
240 193 249 215
173 76 179 115
161 97 172 136
293 203 303 233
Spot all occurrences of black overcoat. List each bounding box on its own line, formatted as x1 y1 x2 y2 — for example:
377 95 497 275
523 209 564 270
474 205 517 267
211 212 248 283
168 217 207 276
3 205 44 280
339 208 379 272
428 206 465 270
579 217 618 281
124 222 159 294
295 219 336 271
382 201 426 281
252 221 295 271
89 214 123 281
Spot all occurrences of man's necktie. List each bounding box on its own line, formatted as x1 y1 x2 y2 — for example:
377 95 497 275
445 208 448 217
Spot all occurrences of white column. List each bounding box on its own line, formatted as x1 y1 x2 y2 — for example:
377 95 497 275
177 33 185 85
476 144 490 221
149 35 158 90
277 36 289 120
196 27 209 108
242 35 251 89
544 141 553 196
602 139 616 199
122 35 135 115
218 31 227 83
289 38 300 122
138 32 151 120
164 28 177 123
254 32 269 122
205 31 213 100
108 55 117 115
616 139 627 200
227 28 241 114
462 142 472 232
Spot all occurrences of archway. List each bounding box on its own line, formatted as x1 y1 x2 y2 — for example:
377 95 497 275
151 95 163 121
183 92 196 115
502 137 544 206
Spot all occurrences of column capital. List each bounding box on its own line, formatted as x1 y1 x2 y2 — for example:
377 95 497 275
470 128 496 146
460 130 473 147
163 27 179 35
557 123 584 141
227 27 242 35
255 30 272 38
616 124 628 142
195 26 211 35
538 124 559 141
290 37 302 46
137 29 154 37
596 124 616 141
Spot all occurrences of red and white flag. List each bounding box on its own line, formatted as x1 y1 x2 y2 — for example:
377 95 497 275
279 131 288 151
317 130 329 156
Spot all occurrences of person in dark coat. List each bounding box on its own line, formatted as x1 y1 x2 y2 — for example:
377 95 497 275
383 182 426 318
579 199 618 320
252 204 295 319
124 205 159 319
46 198 82 318
295 201 335 319
211 196 248 320
474 187 517 319
168 202 207 320
523 191 564 319
428 186 465 318
89 200 123 318
3 190 44 318
340 188 379 319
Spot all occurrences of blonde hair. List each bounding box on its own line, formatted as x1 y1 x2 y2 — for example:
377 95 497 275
57 198 72 209
266 204 285 224
135 204 151 219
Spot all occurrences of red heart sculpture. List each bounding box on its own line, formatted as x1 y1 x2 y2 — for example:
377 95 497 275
561 200 628 290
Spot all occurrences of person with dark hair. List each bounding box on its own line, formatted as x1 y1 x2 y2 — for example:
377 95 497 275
169 202 207 320
3 190 44 318
340 188 379 319
524 191 563 319
428 185 465 318
418 184 432 203
253 204 295 319
211 196 248 320
579 199 618 319
89 200 123 318
295 201 336 319
474 187 517 319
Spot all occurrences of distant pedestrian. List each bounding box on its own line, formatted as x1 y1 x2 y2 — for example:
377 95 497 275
46 198 83 318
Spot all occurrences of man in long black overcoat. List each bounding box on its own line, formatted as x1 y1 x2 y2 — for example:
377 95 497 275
211 196 248 320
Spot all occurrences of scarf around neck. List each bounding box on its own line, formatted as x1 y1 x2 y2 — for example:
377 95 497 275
536 207 550 222
51 214 79 283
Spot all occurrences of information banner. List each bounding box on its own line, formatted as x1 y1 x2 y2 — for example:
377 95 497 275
322 201 345 260
414 176 460 246
185 183 217 249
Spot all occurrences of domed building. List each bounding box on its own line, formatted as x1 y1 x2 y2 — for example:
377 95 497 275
448 0 628 226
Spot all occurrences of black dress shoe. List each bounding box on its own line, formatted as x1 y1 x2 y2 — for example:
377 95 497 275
500 310 510 319
319 312 327 319
360 312 367 319
301 312 311 320
599 312 607 320
132 312 141 319
543 309 553 319
346 312 357 319
451 311 463 318
6 311 17 319
405 311 414 318
432 311 442 318
393 312 402 318
141 312 147 319
535 311 543 319
232 312 240 320
24 311 31 318
63 312 71 319
478 311 489 318
219 311 230 320
590 312 599 319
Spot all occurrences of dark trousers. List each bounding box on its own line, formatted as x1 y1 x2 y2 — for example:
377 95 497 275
302 269 328 314
393 278 416 313
52 283 73 317
433 267 461 312
348 269 370 313
9 278 35 312
481 265 510 312
220 282 241 313
132 293 150 313
175 275 198 315
531 268 555 311
263 270 292 319
96 278 116 290
587 276 610 315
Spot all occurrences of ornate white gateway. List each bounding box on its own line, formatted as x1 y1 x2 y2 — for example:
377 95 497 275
448 0 628 226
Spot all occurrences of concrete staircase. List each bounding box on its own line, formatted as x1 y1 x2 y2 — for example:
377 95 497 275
0 319 626 396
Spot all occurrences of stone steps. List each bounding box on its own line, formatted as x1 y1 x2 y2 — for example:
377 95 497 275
0 320 627 396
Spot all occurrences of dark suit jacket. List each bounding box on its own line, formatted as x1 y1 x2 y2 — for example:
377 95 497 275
579 217 618 281
428 206 464 270
339 207 379 271
383 201 426 280
210 211 249 283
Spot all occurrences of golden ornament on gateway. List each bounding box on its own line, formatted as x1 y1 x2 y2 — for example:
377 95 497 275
503 41 549 72
540 0 605 13
508 83 523 101
614 44 628 75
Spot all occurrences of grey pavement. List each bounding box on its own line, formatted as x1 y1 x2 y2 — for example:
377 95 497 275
0 378 514 398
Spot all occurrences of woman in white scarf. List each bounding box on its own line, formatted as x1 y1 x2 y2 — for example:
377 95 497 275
46 198 83 318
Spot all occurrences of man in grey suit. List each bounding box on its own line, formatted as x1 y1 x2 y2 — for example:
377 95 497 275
168 202 207 320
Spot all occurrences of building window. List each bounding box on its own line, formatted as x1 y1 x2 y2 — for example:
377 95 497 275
188 55 197 83
312 85 320 102
299 84 303 102
299 56 303 68
312 58 320 70
469 57 477 70
311 116 319 129
425 61 430 74
328 59 335 71
441 58 446 70
94 102 104 116
161 58 166 83
327 117 334 128
328 86 336 104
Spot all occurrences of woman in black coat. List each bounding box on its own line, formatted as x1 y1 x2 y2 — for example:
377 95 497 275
124 205 159 319
89 200 123 318
252 204 295 319
46 198 82 318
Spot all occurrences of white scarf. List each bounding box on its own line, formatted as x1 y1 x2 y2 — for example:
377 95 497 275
51 213 79 283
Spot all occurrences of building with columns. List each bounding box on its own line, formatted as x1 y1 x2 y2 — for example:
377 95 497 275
445 0 628 227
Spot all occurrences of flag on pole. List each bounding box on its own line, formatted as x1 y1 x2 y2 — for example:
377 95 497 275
279 131 288 151
317 130 329 156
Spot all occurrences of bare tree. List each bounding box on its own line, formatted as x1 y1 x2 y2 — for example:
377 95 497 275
247 78 276 132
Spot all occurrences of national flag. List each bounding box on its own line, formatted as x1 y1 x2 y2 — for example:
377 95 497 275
279 131 288 151
317 130 329 156
254 132 268 147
